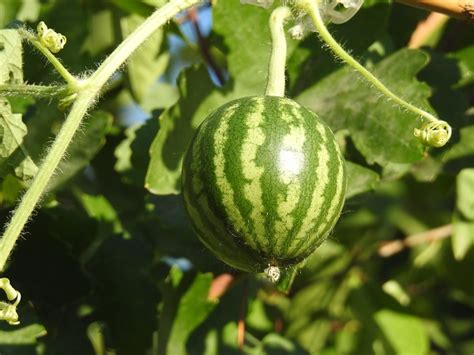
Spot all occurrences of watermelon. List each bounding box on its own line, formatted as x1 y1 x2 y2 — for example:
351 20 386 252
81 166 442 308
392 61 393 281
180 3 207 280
181 96 347 277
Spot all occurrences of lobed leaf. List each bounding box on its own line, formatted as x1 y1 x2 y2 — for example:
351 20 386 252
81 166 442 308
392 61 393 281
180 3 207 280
297 49 432 165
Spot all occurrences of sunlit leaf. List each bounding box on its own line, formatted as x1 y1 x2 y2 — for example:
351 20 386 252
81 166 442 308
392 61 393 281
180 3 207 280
297 49 432 165
157 267 217 355
374 309 429 355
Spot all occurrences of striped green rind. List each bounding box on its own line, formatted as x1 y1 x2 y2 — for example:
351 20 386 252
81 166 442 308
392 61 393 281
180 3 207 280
182 96 347 273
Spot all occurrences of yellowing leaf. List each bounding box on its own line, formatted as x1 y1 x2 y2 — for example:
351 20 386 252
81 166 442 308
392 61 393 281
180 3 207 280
0 30 23 85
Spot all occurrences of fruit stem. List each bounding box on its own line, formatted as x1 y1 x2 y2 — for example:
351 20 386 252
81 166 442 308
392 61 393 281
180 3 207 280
265 6 292 97
295 0 452 147
0 0 201 275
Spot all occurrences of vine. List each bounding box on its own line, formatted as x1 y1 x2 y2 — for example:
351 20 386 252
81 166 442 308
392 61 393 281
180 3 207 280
294 0 452 148
19 22 78 90
0 0 456 325
0 0 201 323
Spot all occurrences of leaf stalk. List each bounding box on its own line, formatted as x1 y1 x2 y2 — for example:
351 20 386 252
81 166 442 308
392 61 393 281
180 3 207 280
295 0 452 147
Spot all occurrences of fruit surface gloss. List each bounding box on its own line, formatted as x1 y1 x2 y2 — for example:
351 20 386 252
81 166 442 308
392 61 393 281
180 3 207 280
182 96 347 272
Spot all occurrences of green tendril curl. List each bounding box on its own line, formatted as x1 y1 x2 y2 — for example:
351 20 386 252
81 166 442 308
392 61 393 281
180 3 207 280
295 0 452 148
0 278 21 325
18 26 78 89
36 21 67 54
414 121 452 148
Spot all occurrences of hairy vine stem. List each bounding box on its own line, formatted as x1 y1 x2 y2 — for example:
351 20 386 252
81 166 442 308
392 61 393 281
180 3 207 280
295 0 452 147
19 27 79 90
0 84 68 98
0 0 201 273
265 6 292 97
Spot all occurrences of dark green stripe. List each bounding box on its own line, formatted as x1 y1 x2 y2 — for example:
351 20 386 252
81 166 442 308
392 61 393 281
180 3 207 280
279 106 325 259
289 123 343 258
257 97 292 256
223 98 260 251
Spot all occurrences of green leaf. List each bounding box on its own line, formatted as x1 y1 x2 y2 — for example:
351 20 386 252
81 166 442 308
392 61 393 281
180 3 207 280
0 323 46 344
145 65 225 194
141 81 179 113
110 0 155 17
441 126 474 171
259 333 308 354
213 0 273 94
451 45 474 88
286 280 339 353
452 170 474 260
246 298 273 332
115 116 159 186
0 174 24 206
15 0 41 23
158 267 217 355
81 10 115 57
452 213 474 261
0 30 23 85
86 234 157 354
345 162 379 198
0 1 21 28
49 110 113 190
297 49 432 165
374 309 429 355
288 0 391 95
76 192 124 236
456 168 474 220
0 30 37 182
121 14 169 103
0 98 38 181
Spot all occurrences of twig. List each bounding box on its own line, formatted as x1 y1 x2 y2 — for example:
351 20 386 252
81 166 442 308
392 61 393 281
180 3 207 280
238 279 248 350
395 0 474 21
378 224 453 257
208 273 235 300
187 8 226 86
408 12 449 49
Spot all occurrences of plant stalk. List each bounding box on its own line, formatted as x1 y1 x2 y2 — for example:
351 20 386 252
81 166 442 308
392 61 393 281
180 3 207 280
0 84 68 98
19 29 79 89
265 6 292 97
0 0 201 272
296 0 440 124
395 0 474 21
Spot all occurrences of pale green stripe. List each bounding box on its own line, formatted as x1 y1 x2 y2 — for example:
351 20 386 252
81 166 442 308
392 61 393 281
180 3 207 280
288 122 330 254
183 190 218 250
296 135 345 255
274 103 306 251
241 98 266 246
315 144 345 237
213 104 249 236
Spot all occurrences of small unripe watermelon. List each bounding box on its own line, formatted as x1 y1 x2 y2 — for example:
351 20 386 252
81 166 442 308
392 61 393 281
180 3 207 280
182 96 347 275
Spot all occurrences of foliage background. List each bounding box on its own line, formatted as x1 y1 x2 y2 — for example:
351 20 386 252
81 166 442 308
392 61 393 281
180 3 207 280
0 0 473 354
